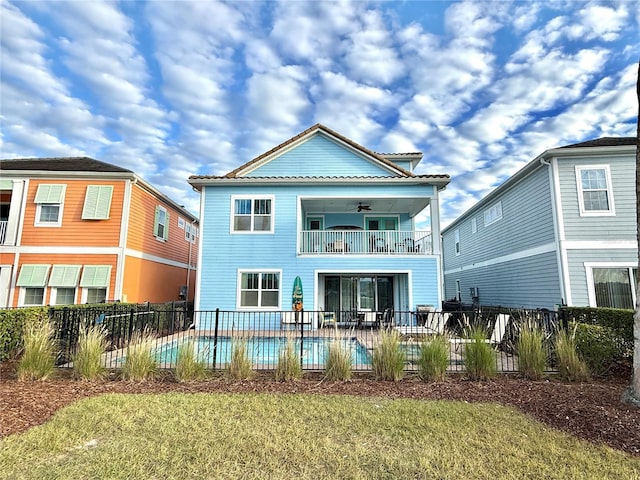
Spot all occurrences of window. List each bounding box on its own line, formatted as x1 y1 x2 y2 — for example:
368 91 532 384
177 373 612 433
49 265 81 306
178 217 185 229
185 223 196 243
154 206 169 240
232 196 273 233
484 201 502 226
455 280 461 301
82 185 113 219
454 229 460 255
238 271 280 309
17 264 50 306
34 184 65 227
471 217 477 234
576 166 615 215
80 265 111 304
591 267 637 309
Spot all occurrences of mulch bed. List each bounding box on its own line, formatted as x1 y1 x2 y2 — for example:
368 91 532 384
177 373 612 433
1 362 639 457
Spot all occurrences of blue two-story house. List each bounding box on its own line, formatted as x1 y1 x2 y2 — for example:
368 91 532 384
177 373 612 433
188 124 450 329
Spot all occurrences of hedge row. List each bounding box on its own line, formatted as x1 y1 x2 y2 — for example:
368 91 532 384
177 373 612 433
0 307 48 362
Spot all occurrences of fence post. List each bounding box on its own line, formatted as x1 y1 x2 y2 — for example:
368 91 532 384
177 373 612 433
299 309 304 369
213 308 220 370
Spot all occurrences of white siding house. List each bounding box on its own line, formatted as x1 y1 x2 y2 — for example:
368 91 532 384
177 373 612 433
442 137 636 310
188 124 450 329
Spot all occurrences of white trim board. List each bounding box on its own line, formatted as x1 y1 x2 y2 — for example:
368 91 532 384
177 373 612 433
444 242 556 275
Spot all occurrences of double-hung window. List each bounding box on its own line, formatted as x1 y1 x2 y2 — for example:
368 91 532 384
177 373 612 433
454 229 460 255
589 266 637 309
576 166 615 216
34 184 65 227
82 185 113 220
80 265 111 304
49 265 81 305
232 196 273 233
238 271 280 309
17 264 50 306
484 201 502 226
154 206 169 241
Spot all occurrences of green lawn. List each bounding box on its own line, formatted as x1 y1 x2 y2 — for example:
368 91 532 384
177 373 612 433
0 393 638 479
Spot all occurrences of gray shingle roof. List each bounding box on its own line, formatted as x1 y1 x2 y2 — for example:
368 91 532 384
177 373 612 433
0 157 132 173
560 137 636 149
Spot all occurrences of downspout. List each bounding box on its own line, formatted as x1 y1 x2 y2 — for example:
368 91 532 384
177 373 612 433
540 156 569 307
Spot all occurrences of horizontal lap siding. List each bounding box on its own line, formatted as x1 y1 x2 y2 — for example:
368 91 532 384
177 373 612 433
444 251 561 309
558 153 636 241
566 248 638 306
11 253 117 307
123 255 193 303
21 179 125 247
443 166 554 272
246 135 393 177
126 184 197 265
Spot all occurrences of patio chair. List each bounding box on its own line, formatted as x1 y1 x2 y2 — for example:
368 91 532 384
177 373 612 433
449 313 510 350
320 310 337 328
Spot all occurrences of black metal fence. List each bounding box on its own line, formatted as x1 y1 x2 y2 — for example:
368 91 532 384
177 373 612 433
50 305 561 373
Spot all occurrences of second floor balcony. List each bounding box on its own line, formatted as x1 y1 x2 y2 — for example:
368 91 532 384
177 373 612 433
299 229 432 255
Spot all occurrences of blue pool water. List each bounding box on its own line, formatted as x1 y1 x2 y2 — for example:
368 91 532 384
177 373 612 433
155 336 371 367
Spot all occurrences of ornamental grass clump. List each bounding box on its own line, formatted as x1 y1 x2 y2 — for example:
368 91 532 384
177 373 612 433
517 322 547 380
17 316 57 381
372 328 405 381
463 326 496 380
554 328 590 382
324 330 352 381
122 329 157 382
73 323 108 381
275 336 302 382
227 337 253 380
175 338 208 382
418 335 449 382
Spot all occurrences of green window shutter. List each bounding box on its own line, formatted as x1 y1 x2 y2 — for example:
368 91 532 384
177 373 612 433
80 266 111 288
34 184 65 203
82 186 113 219
164 211 170 240
17 264 50 287
153 206 161 237
49 265 81 287
0 179 13 190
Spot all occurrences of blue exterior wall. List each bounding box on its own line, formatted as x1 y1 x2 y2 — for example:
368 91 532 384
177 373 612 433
246 135 394 177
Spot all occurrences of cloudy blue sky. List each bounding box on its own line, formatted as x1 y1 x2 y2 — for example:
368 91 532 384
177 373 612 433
1 0 638 226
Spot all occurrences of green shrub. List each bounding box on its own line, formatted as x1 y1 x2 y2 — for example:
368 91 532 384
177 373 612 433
418 335 449 382
372 329 405 381
517 323 547 380
463 327 496 380
122 329 157 382
275 337 302 382
554 328 590 382
72 324 108 380
560 306 633 350
175 338 208 382
17 314 57 381
324 331 352 381
0 307 47 362
573 323 622 377
227 337 253 380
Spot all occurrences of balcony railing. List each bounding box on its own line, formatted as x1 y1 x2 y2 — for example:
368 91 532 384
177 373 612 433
0 221 6 245
299 230 432 255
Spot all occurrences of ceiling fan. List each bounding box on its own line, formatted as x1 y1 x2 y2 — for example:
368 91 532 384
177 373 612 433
357 203 372 212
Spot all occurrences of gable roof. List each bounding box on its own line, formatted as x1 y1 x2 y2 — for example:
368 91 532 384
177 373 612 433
0 157 133 173
224 124 416 178
559 137 636 149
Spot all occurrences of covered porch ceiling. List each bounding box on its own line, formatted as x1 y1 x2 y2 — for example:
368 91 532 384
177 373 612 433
301 197 430 218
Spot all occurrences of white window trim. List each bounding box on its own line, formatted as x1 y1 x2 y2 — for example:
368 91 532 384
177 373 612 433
35 203 64 227
576 165 616 217
230 195 275 234
155 205 169 241
185 223 196 243
471 217 477 234
80 286 109 304
50 287 77 305
455 279 461 301
178 217 185 229
454 229 460 256
584 262 636 307
18 287 46 307
484 201 502 226
236 269 282 311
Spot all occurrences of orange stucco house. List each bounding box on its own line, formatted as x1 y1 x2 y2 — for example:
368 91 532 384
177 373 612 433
0 157 198 307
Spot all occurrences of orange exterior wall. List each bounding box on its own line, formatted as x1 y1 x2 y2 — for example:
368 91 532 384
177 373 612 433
10 253 117 307
20 179 125 247
122 255 196 303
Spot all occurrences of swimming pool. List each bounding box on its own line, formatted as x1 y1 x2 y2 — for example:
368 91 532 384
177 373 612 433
154 336 371 368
